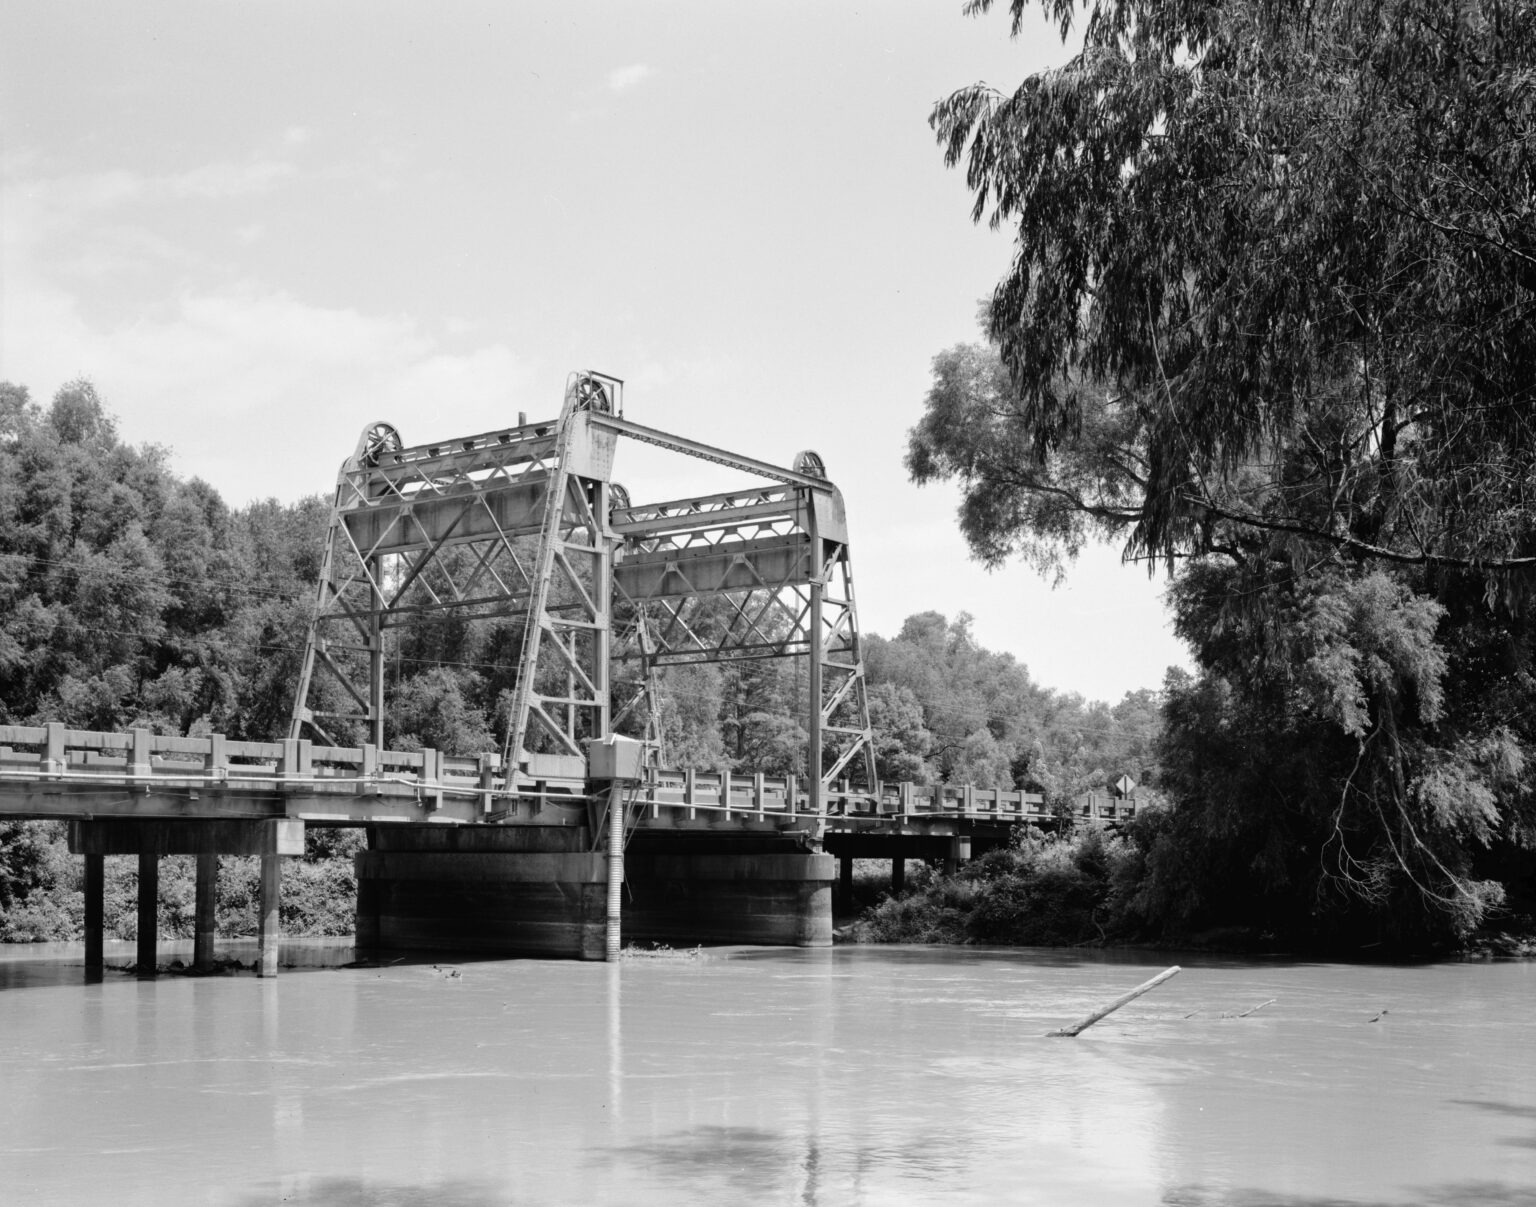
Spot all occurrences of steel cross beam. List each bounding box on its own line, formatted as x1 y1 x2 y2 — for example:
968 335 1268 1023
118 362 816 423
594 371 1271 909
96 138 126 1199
590 413 834 492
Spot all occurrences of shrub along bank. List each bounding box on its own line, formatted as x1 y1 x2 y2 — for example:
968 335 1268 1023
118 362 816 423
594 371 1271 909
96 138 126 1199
847 827 1146 948
847 816 1536 957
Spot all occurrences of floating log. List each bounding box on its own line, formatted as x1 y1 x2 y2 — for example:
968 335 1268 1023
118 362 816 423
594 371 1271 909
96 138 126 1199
1048 966 1182 1037
1234 998 1275 1018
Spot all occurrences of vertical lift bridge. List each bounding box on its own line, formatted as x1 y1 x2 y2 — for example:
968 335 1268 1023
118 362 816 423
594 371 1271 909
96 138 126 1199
288 370 877 827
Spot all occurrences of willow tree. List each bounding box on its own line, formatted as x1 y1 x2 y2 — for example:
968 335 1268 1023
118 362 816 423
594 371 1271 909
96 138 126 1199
912 0 1536 946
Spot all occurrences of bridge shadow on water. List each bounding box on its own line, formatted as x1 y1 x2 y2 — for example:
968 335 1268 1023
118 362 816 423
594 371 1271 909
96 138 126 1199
1451 1098 1536 1150
232 1179 510 1207
590 1122 968 1200
819 941 1334 972
219 1101 1536 1207
0 939 534 992
227 1171 1536 1207
232 1123 965 1207
1160 1095 1536 1207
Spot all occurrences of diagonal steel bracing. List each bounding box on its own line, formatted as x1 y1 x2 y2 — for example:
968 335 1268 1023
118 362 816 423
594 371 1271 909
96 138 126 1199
610 461 876 811
291 371 876 821
291 374 619 791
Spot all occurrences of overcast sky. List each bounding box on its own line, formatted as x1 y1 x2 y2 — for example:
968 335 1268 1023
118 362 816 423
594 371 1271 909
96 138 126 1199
0 1 1191 703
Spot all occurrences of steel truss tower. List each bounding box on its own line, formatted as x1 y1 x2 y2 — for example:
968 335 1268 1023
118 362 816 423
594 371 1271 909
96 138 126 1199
291 371 876 813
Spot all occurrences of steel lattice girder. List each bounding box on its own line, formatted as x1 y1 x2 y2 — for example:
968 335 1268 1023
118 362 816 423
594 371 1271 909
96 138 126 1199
610 485 875 797
290 370 877 802
291 376 618 779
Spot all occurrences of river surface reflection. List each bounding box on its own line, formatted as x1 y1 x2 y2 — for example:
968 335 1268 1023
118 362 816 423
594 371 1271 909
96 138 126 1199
2 942 1534 1206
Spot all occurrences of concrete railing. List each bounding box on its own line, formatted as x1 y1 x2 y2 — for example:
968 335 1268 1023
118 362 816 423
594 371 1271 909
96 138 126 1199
0 723 1137 826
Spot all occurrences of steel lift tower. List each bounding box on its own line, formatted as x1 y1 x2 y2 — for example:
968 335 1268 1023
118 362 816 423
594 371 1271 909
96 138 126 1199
290 371 876 831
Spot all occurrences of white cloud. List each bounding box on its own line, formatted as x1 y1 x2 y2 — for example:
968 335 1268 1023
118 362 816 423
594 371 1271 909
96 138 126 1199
606 63 652 92
10 158 294 227
0 160 536 504
0 141 531 507
168 158 296 200
3 278 536 502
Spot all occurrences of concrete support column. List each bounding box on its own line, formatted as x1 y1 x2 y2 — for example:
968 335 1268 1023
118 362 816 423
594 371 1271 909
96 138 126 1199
944 834 972 877
891 856 906 895
83 854 104 976
838 855 854 913
136 852 158 975
258 853 282 978
69 818 303 977
193 853 219 970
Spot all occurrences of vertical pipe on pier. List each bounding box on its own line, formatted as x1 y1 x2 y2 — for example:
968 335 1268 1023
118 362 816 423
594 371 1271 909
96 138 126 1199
606 782 624 962
944 833 970 877
258 854 282 978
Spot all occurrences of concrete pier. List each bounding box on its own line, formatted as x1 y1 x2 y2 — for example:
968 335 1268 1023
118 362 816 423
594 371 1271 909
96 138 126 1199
623 851 836 948
69 818 304 977
355 827 608 959
355 828 836 956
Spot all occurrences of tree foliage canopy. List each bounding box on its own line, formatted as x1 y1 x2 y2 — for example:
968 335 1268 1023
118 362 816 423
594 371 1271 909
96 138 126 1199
917 0 1536 591
913 0 1536 947
865 611 1162 800
0 381 325 737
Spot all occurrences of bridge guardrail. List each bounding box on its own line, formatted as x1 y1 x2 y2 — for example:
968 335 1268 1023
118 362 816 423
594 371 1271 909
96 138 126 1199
0 724 1136 828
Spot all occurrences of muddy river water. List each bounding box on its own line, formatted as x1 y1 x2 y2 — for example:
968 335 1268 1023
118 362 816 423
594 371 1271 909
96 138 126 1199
2 941 1534 1206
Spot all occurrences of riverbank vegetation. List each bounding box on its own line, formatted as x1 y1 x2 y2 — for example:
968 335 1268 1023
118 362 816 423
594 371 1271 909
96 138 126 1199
846 820 1536 958
847 830 1138 948
896 0 1536 956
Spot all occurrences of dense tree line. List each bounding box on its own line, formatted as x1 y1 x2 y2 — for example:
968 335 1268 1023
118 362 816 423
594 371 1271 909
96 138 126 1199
648 610 1163 802
908 0 1536 951
867 611 1159 795
0 380 324 738
0 380 354 943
